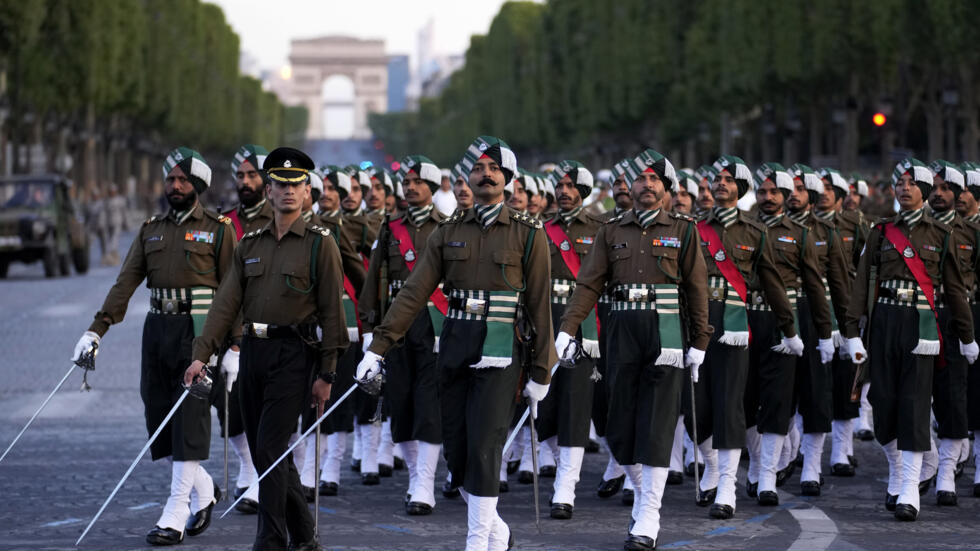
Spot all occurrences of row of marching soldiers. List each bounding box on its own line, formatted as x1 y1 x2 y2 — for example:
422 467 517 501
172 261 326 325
70 137 980 551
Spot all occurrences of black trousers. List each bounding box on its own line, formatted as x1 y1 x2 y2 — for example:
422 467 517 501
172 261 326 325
536 304 594 447
685 301 747 449
140 313 211 461
968 303 980 430
933 306 969 439
745 309 796 435
385 311 442 444
795 297 833 433
302 343 358 435
831 355 860 420
591 301 612 437
240 335 315 551
869 303 934 451
605 310 683 467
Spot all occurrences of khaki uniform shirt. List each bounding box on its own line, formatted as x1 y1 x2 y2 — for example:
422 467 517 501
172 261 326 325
192 216 349 376
798 213 851 331
344 209 382 260
560 209 712 350
310 211 367 295
763 214 832 339
225 199 274 236
89 202 236 336
833 209 870 279
546 208 604 281
368 206 557 384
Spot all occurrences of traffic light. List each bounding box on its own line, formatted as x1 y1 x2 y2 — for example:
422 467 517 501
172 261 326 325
872 113 887 127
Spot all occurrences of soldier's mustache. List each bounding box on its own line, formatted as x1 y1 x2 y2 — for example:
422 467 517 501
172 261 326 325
478 177 495 187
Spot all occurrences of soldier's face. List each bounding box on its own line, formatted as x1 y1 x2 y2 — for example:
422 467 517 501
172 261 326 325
895 174 924 210
844 186 862 211
817 180 838 210
164 166 198 211
343 182 363 212
711 172 738 206
320 182 341 211
527 192 542 214
468 157 506 203
956 187 978 217
268 179 306 213
630 172 667 210
403 173 433 207
555 177 582 210
756 181 784 215
367 179 386 210
697 180 715 210
235 159 265 207
671 189 693 214
453 178 473 209
928 178 955 212
385 194 397 213
507 181 528 211
788 179 809 211
612 177 632 209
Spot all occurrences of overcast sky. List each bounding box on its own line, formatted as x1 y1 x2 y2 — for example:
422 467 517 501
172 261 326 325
212 0 522 70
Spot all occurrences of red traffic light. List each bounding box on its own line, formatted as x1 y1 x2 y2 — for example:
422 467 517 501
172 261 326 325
872 113 887 127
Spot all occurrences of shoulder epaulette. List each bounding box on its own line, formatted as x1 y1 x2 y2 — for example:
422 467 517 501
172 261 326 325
930 218 953 233
143 215 160 226
585 212 606 224
740 216 766 233
786 217 807 229
669 211 695 223
605 213 625 225
202 209 222 222
441 210 466 225
512 210 543 229
217 214 232 225
309 225 331 237
815 217 835 230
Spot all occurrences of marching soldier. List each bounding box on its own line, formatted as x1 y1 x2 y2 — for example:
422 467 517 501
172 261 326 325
540 160 604 519
846 158 977 522
72 148 235 545
559 148 710 550
782 164 846 496
671 170 699 215
360 155 447 515
452 162 475 211
845 174 870 213
184 147 349 551
694 165 717 219
357 136 555 550
220 144 273 514
959 163 980 496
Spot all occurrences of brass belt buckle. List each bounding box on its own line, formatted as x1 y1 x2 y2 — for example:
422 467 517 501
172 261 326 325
464 298 487 315
628 288 648 302
709 287 725 300
896 288 914 301
161 298 179 313
252 322 269 338
553 283 571 298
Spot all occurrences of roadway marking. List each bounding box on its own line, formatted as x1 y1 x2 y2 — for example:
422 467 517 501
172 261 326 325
41 518 81 527
787 508 838 551
128 502 160 510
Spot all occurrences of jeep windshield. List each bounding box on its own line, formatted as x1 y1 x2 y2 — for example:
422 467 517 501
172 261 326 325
0 181 54 208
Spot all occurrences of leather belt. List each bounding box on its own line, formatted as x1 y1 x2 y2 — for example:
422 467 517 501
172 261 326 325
613 289 654 302
243 322 315 339
448 297 489 316
150 297 191 314
878 287 915 302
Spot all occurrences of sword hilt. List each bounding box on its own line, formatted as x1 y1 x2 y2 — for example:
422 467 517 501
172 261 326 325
76 343 98 391
184 365 213 401
354 361 386 397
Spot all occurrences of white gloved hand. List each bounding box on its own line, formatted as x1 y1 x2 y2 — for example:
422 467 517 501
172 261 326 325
356 351 383 381
817 338 835 364
361 332 374 354
554 331 577 362
73 331 100 362
772 334 805 357
961 340 979 365
221 348 240 392
523 380 550 417
685 348 706 383
847 337 867 363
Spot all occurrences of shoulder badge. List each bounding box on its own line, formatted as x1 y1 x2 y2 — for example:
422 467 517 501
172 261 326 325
218 215 232 225
441 210 465 225
512 210 542 229
143 215 159 226
669 211 695 223
310 224 331 237
605 213 625 225
742 216 766 233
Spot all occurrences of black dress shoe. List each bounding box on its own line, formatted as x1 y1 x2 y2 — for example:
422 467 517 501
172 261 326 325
937 490 958 506
236 497 258 514
776 464 795 487
848 455 858 468
894 503 918 521
302 485 315 502
318 481 338 496
758 491 779 506
831 463 855 477
919 475 935 496
540 465 557 477
379 463 393 477
801 481 821 496
586 439 601 453
442 479 459 498
288 537 323 551
709 503 734 519
362 472 380 485
518 470 534 484
974 483 980 498
622 488 634 505
507 460 520 475
550 502 573 519
684 462 704 477
624 534 656 550
885 493 898 511
666 471 684 485
499 480 509 493
598 474 626 498
856 429 875 441
350 458 361 472
793 452 804 467
234 486 247 499
146 526 184 546
394 456 406 470
696 487 716 506
406 501 433 515
746 481 758 498
186 483 220 536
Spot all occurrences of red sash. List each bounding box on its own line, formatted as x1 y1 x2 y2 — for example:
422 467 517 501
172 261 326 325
389 218 449 315
226 209 244 240
882 222 944 359
544 218 600 336
697 221 749 303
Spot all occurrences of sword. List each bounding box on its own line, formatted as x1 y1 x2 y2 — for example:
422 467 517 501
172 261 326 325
223 385 230 501
501 362 561 457
528 400 541 535
689 362 701 503
1 344 97 464
313 402 323 541
222 383 358 518
76 368 212 545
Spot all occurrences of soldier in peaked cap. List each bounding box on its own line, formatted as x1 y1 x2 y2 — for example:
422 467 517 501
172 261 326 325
185 146 349 551
72 147 236 545
558 148 710 550
357 136 555 550
846 157 977 522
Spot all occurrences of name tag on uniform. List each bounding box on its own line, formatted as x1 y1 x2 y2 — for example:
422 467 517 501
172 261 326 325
959 244 973 251
734 244 755 252
651 237 681 248
777 236 796 244
842 236 854 242
145 235 163 242
815 241 827 246
611 242 628 250
448 241 466 248
922 244 940 252
185 230 214 244
575 237 594 245
245 257 260 264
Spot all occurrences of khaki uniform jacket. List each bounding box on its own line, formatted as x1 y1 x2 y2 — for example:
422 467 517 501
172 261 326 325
546 208 604 281
799 213 851 331
89 202 236 336
311 211 367 296
763 214 833 339
192 216 349 376
560 209 712 350
834 209 870 279
344 209 383 259
368 205 557 384
949 213 980 297
225 199 274 236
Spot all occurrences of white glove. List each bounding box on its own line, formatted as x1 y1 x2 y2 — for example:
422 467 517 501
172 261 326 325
772 334 805 357
356 351 383 381
685 348 705 383
961 340 979 365
221 349 240 392
847 337 867 364
523 380 550 417
361 332 374 353
554 331 577 362
73 331 100 362
817 338 835 364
